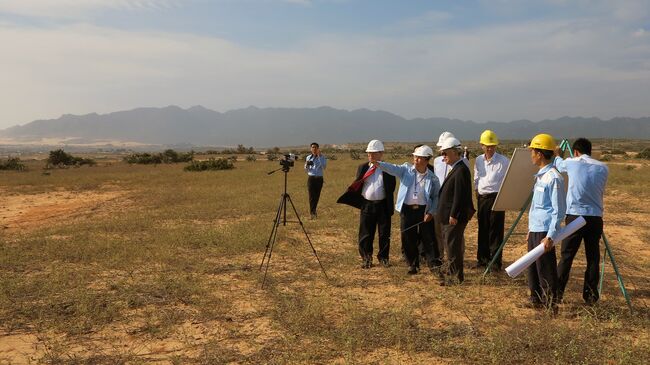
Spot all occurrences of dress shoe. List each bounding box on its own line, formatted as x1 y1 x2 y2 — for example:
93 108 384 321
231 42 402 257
379 258 390 267
361 258 372 269
407 266 418 275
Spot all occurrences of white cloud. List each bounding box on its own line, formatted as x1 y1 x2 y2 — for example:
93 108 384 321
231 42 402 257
387 10 452 32
0 0 182 19
281 0 311 5
0 14 649 127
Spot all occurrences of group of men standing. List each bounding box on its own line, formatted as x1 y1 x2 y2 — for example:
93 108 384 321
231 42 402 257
332 131 508 286
305 132 608 308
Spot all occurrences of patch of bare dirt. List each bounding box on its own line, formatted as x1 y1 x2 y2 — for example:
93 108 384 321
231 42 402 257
0 189 129 232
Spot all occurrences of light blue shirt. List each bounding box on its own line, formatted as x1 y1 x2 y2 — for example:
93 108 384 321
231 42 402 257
528 164 566 240
377 161 440 215
304 154 327 177
554 155 608 217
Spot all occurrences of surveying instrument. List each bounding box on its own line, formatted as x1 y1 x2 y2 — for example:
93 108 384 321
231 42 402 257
260 154 328 288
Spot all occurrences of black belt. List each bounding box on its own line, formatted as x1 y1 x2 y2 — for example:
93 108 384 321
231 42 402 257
479 192 498 198
364 199 385 204
404 204 425 210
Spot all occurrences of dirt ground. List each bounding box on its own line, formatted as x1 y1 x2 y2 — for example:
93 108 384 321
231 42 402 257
0 186 648 363
0 189 126 232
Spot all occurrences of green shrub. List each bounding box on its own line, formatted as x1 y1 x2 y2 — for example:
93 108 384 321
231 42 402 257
0 157 26 171
124 149 193 164
328 154 338 161
266 153 279 161
350 150 361 160
184 158 235 171
600 154 611 161
46 149 96 168
245 155 257 162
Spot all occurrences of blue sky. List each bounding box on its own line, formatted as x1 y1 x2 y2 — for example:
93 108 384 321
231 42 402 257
0 0 649 129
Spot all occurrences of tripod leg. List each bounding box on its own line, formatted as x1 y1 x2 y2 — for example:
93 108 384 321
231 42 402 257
262 196 285 288
602 233 632 311
260 194 284 270
285 194 328 279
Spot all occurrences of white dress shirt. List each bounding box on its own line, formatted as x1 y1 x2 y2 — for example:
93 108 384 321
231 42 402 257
361 167 386 201
473 152 509 195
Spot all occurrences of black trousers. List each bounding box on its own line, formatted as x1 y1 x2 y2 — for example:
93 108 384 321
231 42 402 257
400 206 440 268
358 200 392 261
527 231 558 304
307 176 324 215
442 221 467 282
477 193 505 268
558 215 602 303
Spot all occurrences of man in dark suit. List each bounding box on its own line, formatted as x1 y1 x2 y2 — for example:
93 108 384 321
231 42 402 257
437 136 474 285
357 139 397 268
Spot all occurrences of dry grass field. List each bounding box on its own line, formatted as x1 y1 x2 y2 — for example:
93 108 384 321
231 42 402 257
1 149 649 364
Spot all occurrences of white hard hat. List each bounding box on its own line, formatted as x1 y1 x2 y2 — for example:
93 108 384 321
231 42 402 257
413 145 434 157
365 139 385 152
439 137 461 151
436 131 456 147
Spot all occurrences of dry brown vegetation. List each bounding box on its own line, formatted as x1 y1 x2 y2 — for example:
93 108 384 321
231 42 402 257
0 147 649 364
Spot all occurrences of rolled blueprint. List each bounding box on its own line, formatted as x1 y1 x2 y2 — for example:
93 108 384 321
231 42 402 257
505 216 586 278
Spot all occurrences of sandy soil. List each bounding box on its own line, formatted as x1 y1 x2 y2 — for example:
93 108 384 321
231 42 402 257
0 187 647 363
0 189 126 232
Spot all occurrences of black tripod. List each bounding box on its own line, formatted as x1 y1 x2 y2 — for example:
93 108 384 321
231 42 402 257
260 165 328 288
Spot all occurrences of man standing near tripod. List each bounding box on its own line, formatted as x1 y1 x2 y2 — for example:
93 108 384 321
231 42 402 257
305 142 327 219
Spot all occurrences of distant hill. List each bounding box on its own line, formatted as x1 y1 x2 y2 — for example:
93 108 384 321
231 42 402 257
1 105 649 146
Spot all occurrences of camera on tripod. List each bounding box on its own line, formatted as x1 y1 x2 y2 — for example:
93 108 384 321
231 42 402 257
279 153 299 170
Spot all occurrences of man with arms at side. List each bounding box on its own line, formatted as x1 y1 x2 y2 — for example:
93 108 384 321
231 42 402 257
474 130 509 270
554 138 608 305
437 137 474 285
374 145 441 275
433 132 455 262
526 133 566 311
357 140 396 269
304 142 327 219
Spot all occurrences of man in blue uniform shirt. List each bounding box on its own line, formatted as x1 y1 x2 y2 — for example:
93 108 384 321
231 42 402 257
375 145 441 275
554 138 608 304
526 133 566 310
304 142 327 219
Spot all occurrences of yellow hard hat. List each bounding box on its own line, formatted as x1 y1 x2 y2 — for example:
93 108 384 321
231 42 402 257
480 130 499 146
529 133 556 151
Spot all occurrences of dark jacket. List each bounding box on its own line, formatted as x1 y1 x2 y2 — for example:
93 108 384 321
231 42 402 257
356 162 396 216
437 160 474 223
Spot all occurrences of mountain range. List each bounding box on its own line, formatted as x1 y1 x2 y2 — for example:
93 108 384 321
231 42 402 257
1 105 649 147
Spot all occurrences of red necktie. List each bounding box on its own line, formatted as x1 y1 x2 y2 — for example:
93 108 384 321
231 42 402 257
350 165 377 191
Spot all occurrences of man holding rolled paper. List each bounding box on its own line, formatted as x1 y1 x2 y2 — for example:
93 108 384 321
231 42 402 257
526 133 566 311
554 138 608 305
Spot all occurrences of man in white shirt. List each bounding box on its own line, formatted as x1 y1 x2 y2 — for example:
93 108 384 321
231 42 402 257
357 140 397 269
474 130 510 270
